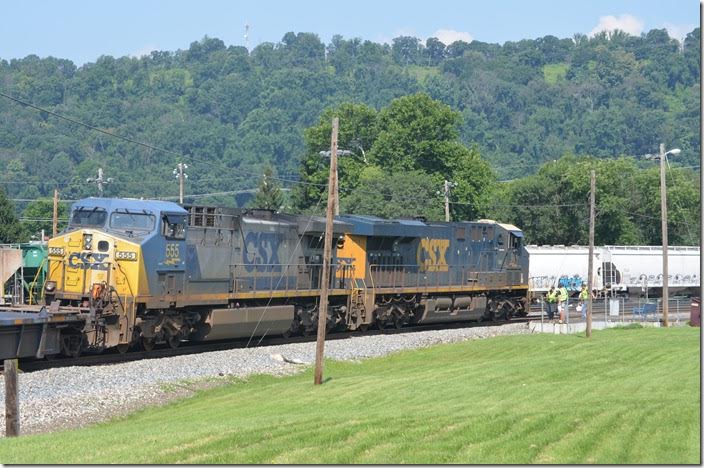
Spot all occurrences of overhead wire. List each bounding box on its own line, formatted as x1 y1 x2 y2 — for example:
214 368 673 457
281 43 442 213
1 89 699 217
0 89 330 191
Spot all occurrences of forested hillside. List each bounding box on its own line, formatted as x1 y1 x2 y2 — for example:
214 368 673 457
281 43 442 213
0 28 700 244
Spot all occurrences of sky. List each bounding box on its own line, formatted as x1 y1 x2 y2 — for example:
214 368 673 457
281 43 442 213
0 0 699 66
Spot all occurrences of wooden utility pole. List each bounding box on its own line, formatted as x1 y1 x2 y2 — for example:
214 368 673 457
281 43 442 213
4 359 19 437
334 163 339 216
174 163 188 204
86 168 112 197
443 180 451 222
586 170 595 338
52 189 59 237
314 117 338 385
660 143 669 327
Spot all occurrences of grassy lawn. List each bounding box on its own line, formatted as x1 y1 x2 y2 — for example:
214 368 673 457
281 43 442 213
0 327 699 464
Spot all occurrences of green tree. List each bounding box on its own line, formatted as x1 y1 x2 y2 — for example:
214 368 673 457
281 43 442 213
23 199 68 239
251 166 284 211
0 189 27 243
490 155 700 246
341 168 444 220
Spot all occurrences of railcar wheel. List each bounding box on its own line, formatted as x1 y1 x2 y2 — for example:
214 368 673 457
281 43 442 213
166 332 180 349
141 337 155 352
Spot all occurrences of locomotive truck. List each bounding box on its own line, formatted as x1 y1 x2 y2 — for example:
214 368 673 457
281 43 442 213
0 197 529 359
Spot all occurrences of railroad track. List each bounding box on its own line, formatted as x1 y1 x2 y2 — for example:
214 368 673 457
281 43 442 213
12 317 530 373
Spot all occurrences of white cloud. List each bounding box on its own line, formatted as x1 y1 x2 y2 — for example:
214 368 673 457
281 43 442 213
663 22 696 42
589 14 644 37
130 44 158 59
432 29 473 45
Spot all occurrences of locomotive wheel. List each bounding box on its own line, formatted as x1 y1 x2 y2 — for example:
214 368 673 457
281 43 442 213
117 343 130 354
166 332 180 349
141 337 156 352
393 316 404 329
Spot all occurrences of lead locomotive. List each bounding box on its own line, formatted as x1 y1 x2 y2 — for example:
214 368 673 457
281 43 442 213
44 197 529 355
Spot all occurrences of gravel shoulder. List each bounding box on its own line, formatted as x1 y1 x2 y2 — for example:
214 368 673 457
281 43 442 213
0 322 530 436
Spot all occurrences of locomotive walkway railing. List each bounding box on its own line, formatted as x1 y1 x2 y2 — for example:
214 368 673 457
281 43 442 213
228 262 526 293
368 264 524 291
229 263 356 293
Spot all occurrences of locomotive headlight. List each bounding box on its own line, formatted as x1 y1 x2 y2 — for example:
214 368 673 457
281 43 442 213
48 247 65 257
83 233 93 250
44 281 57 293
115 251 138 261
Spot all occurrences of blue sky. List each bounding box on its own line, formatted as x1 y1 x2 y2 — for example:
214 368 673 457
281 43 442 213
0 0 698 66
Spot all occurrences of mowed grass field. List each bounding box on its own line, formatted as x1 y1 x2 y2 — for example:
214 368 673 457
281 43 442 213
0 326 699 464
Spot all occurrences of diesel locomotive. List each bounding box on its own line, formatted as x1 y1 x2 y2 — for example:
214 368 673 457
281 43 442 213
39 197 528 356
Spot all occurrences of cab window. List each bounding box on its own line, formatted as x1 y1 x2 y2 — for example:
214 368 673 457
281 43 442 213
162 213 186 240
110 212 155 231
70 207 107 227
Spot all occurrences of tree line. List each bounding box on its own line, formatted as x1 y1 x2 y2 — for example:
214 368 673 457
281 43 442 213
0 27 699 245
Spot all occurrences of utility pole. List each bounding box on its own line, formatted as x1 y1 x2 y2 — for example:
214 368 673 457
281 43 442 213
4 359 19 437
660 143 669 327
319 149 352 216
314 117 338 385
334 163 339 216
173 163 189 204
52 189 59 237
586 170 595 338
441 180 456 222
86 168 113 197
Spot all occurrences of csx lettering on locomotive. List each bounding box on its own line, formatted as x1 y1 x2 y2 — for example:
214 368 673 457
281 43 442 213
67 252 110 271
417 238 450 272
243 232 282 272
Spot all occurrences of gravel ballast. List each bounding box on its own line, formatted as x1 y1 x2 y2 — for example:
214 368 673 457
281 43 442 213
0 322 530 436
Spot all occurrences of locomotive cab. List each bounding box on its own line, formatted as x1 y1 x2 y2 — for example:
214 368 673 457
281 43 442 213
44 198 187 353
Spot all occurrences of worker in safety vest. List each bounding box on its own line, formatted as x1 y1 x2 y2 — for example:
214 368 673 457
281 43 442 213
578 284 589 318
557 285 569 323
545 287 557 320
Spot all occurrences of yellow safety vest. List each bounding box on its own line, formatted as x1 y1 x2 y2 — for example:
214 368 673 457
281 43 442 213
558 287 568 301
547 290 557 303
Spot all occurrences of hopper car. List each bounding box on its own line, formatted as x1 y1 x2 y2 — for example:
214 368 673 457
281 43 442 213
526 244 700 298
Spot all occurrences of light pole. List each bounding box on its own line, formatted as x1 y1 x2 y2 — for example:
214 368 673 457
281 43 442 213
437 180 457 222
173 163 189 204
645 145 681 327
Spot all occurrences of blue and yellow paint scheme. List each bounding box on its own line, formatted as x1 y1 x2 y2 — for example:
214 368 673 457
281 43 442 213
38 197 529 354
46 198 187 349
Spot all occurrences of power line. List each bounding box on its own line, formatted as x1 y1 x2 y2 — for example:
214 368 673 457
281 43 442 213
0 89 329 191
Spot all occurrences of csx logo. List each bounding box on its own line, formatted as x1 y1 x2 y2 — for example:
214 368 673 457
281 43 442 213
417 238 449 272
67 252 109 271
244 232 282 272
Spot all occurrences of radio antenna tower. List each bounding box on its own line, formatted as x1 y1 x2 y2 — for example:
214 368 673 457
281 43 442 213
244 23 249 51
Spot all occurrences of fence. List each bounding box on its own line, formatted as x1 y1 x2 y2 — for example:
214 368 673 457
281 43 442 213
534 297 694 325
